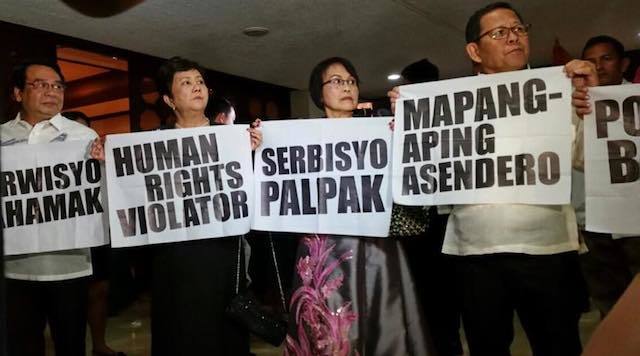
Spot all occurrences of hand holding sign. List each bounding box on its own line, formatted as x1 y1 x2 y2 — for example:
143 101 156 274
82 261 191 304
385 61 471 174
90 136 106 161
249 118 263 150
565 59 599 118
387 86 400 113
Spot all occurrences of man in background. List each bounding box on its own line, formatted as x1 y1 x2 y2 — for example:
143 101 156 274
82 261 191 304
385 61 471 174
573 35 639 318
399 58 463 356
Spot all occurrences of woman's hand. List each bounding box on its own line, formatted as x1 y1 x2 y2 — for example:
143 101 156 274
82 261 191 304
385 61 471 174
249 118 263 150
387 86 400 114
90 136 106 161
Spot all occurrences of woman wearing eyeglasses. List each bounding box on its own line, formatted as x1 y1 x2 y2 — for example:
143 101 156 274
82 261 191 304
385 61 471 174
88 57 262 355
150 57 260 356
284 57 435 356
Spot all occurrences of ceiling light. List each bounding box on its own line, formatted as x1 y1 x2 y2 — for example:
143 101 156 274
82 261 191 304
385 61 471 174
242 26 270 37
387 73 401 81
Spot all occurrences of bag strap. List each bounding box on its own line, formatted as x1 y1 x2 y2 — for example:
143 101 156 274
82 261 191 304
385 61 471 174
234 236 242 294
234 234 287 313
268 232 287 313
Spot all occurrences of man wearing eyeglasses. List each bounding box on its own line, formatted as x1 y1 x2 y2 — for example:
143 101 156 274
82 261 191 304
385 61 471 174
390 2 597 356
456 3 597 356
1 59 98 356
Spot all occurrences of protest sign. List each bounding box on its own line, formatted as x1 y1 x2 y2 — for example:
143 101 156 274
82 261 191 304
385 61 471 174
253 118 392 237
393 66 573 205
584 84 640 234
105 126 253 247
1 140 107 255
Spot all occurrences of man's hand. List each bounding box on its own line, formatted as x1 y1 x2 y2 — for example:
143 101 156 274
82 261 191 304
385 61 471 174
565 60 598 118
90 136 106 161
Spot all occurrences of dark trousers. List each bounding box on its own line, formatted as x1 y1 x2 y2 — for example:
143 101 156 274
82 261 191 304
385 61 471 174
580 231 640 316
402 211 462 356
6 278 89 356
454 252 587 356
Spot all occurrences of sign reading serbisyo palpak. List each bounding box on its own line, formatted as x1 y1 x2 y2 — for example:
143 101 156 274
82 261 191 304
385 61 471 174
105 126 253 247
1 140 107 255
253 118 393 237
584 84 640 234
393 66 573 205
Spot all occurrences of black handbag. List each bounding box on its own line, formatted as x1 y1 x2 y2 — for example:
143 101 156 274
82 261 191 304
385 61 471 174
389 204 430 238
225 235 288 346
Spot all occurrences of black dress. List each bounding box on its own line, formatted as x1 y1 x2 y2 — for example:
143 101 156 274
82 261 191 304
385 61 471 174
151 123 249 356
151 237 248 356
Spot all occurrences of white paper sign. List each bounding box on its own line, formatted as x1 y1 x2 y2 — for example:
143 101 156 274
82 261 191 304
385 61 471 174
252 118 393 237
584 84 640 234
1 141 107 255
393 66 573 205
105 126 253 247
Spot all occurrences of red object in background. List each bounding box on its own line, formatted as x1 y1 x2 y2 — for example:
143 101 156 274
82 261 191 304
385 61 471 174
552 38 573 66
634 67 640 83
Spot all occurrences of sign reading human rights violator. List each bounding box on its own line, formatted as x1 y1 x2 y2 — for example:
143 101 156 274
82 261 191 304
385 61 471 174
1 141 107 255
584 84 640 234
252 118 393 237
105 126 253 247
393 66 573 205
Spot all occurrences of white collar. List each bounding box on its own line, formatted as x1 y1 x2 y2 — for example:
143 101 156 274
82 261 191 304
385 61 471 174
14 112 65 131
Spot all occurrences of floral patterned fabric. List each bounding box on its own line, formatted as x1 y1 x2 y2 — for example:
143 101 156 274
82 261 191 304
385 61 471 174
286 235 435 356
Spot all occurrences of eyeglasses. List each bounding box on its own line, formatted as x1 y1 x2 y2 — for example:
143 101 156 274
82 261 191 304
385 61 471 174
322 77 358 88
475 23 531 41
25 80 67 92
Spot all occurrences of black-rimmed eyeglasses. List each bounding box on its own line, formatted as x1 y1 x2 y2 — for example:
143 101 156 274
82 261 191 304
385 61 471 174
322 78 357 88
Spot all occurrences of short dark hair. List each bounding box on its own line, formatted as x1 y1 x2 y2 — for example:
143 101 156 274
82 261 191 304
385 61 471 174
401 58 439 83
10 59 65 90
309 57 360 110
156 56 206 98
465 2 524 43
582 35 626 59
209 97 233 118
